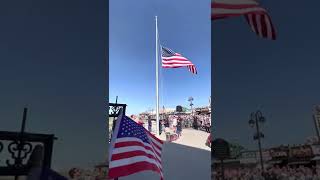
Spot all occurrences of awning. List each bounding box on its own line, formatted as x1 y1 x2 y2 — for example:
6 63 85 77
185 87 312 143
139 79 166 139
240 158 257 164
213 159 240 163
311 156 320 161
288 161 310 165
267 160 282 164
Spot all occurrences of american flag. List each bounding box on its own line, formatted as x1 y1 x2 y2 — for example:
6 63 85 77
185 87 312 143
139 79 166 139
108 113 164 180
161 46 197 74
212 0 276 40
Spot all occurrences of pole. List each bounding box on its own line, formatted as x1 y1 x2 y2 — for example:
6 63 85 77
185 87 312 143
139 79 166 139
155 16 160 136
15 108 28 180
114 97 119 180
255 115 264 172
313 114 320 143
112 96 118 131
220 159 225 180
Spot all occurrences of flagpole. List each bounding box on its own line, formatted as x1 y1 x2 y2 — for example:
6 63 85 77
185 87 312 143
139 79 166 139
155 16 160 136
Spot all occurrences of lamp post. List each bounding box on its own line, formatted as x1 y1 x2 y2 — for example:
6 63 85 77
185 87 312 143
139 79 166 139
313 105 320 144
188 97 194 115
248 110 266 172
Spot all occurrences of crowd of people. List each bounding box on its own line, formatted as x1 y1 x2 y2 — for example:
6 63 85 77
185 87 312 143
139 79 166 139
135 113 211 133
68 167 107 180
213 165 320 180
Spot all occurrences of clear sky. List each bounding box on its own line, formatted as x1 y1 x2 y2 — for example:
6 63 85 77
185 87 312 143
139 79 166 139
0 0 107 171
213 1 320 149
109 0 211 115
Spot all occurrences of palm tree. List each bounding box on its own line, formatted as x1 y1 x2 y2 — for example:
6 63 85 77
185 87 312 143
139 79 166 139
188 97 194 115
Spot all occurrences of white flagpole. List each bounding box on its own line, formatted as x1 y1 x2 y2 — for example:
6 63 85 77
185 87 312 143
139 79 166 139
155 16 160 136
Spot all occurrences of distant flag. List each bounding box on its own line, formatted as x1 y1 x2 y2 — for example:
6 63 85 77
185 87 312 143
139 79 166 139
211 0 276 40
161 46 197 74
108 111 164 180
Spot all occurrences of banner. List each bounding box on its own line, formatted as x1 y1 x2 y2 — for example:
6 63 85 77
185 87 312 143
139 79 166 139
269 147 289 160
290 145 313 158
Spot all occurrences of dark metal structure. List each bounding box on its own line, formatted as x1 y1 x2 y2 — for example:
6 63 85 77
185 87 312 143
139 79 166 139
212 138 230 180
248 110 266 172
0 108 57 179
108 96 127 144
109 102 127 133
108 98 127 180
109 103 127 118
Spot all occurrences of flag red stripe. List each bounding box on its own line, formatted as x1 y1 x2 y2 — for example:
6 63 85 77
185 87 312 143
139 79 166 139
212 1 276 40
115 141 160 151
109 116 163 179
111 150 162 165
146 131 164 145
162 56 188 60
114 141 162 158
162 59 192 63
212 3 259 9
150 141 162 153
109 161 163 179
162 61 193 65
212 10 265 19
162 66 185 68
260 14 268 38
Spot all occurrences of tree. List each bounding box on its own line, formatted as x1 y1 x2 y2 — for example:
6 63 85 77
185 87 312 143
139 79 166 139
229 143 246 158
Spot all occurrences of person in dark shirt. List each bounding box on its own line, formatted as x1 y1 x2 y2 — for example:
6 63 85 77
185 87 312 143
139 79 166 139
193 116 198 130
148 116 152 132
159 120 162 135
176 118 182 137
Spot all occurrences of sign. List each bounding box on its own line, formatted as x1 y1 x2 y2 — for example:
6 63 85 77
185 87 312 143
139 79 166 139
262 150 272 161
241 151 257 159
240 158 257 164
212 138 230 160
269 147 289 159
290 145 313 158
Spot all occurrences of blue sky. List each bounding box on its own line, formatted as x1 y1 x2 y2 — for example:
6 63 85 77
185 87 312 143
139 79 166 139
109 0 211 115
213 1 320 149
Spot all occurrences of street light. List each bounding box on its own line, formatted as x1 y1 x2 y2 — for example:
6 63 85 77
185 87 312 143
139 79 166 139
188 97 194 115
248 110 265 172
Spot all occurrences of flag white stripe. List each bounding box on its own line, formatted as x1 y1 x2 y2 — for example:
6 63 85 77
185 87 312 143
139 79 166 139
264 14 273 39
214 0 258 5
109 155 162 170
162 64 193 68
247 14 257 34
112 145 161 162
149 136 163 149
162 60 193 64
162 56 189 60
115 137 162 149
112 138 162 157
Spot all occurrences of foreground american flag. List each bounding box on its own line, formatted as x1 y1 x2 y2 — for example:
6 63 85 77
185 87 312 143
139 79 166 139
108 112 164 180
212 0 276 40
161 46 197 74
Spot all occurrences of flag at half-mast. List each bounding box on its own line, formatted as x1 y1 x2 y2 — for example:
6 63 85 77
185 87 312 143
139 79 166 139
211 0 276 40
161 46 197 74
